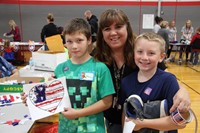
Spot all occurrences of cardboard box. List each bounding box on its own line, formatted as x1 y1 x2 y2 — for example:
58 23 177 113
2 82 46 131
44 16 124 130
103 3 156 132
32 51 66 71
0 77 44 93
32 35 67 71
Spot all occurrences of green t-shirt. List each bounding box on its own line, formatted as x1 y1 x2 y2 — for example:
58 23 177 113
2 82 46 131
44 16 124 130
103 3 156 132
54 57 115 133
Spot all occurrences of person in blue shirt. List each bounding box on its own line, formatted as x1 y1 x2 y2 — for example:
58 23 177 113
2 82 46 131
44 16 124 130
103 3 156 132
121 32 185 132
0 56 18 78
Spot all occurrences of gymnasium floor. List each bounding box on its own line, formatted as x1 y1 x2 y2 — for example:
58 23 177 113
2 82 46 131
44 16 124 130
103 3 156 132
166 60 199 133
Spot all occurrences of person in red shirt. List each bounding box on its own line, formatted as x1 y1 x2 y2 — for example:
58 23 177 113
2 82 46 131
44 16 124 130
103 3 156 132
4 20 21 42
189 27 200 65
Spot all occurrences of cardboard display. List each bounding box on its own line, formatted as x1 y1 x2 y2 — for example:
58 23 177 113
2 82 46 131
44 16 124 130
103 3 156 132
45 34 65 52
32 35 67 71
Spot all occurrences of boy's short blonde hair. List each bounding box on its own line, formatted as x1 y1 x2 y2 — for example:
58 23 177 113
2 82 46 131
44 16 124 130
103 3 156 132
135 32 165 53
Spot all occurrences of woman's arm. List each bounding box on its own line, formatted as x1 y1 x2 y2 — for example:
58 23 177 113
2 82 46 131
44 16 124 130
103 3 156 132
164 69 191 113
61 95 113 119
170 84 191 113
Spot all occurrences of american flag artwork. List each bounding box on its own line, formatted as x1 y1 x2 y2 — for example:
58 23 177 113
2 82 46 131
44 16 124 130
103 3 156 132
0 93 22 106
29 80 64 113
24 77 71 121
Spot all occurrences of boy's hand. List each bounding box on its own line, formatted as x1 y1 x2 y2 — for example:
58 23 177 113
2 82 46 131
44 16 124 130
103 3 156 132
131 118 143 131
20 92 28 106
61 107 79 120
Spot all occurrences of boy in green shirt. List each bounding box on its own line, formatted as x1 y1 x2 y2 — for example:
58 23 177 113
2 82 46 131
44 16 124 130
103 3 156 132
54 18 115 133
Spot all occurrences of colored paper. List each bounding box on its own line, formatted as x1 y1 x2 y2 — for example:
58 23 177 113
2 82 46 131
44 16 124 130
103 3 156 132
23 77 71 121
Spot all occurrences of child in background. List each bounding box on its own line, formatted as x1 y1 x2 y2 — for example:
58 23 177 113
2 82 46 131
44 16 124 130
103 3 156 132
3 39 15 63
121 32 185 133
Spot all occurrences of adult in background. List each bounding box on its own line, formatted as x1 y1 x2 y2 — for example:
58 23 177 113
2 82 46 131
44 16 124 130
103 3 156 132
94 9 191 133
153 16 163 33
178 19 194 64
41 13 58 50
4 19 21 42
157 21 170 57
167 20 177 58
84 10 98 43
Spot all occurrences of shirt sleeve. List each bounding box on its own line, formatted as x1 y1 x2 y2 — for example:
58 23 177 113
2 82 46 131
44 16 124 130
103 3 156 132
96 63 115 98
0 56 16 75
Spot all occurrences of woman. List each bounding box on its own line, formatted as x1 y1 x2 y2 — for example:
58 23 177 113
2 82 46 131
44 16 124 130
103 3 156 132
40 13 58 43
4 20 21 42
94 9 190 133
168 20 177 42
168 20 177 58
179 19 194 63
157 21 170 56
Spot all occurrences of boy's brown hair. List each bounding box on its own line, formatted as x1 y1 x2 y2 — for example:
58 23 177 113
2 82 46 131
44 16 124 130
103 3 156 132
63 18 91 40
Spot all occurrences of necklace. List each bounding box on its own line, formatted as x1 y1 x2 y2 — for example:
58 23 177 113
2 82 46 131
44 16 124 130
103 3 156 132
112 62 125 110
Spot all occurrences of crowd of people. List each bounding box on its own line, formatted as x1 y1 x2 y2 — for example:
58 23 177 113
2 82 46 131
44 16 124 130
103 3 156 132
1 8 197 133
153 16 199 66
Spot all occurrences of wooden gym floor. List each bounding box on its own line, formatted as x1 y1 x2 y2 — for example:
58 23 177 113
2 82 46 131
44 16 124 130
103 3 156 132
166 60 200 133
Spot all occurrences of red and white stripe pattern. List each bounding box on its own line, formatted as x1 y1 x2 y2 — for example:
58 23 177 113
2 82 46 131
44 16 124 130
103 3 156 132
33 80 64 113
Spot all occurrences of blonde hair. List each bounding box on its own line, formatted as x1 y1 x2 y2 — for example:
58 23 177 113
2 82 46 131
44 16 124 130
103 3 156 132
160 21 168 28
169 20 175 28
135 32 165 53
47 13 54 22
185 19 192 28
8 20 17 30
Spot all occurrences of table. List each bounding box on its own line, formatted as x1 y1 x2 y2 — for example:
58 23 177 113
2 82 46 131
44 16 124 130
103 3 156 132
0 66 56 133
0 42 44 63
0 98 34 133
18 66 58 132
169 42 190 64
